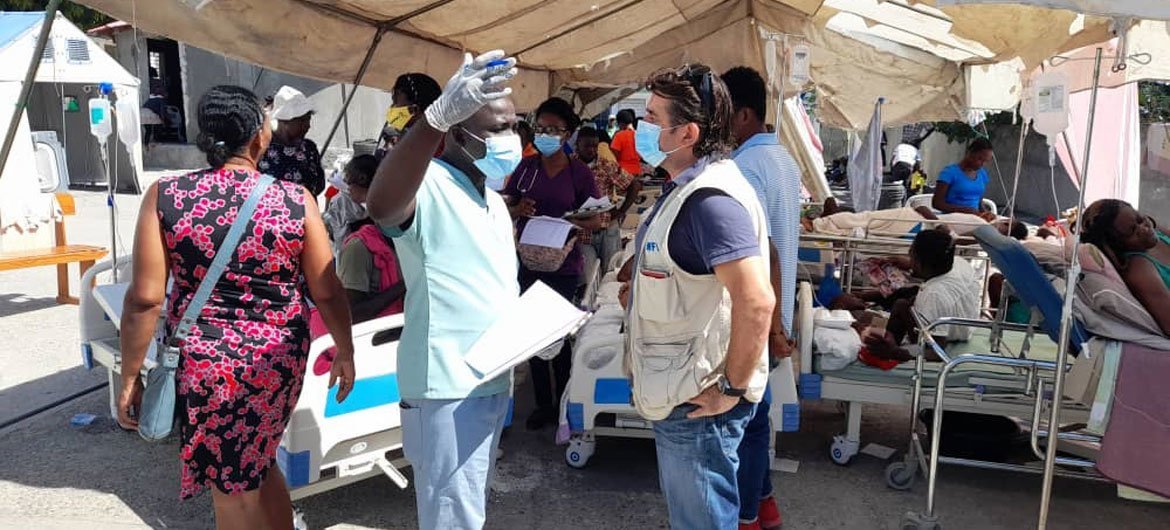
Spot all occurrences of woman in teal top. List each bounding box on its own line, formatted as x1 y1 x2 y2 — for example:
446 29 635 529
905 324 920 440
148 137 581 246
932 138 996 220
1083 199 1170 336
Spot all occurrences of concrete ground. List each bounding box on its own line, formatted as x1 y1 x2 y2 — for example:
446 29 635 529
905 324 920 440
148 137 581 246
2 173 1169 529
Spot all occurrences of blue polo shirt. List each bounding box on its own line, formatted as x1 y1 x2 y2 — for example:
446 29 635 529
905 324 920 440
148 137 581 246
382 159 519 400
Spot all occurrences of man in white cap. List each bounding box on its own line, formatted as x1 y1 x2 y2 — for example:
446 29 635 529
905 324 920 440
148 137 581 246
260 85 325 197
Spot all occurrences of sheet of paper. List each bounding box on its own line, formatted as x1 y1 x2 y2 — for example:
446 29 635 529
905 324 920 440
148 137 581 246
771 458 800 473
464 281 591 382
861 443 897 460
564 196 616 219
519 216 575 248
580 196 612 210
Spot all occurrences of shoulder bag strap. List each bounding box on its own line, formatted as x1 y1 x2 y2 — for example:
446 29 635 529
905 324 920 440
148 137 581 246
163 174 275 366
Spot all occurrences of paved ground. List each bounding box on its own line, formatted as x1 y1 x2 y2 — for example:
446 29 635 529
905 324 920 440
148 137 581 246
2 173 1169 529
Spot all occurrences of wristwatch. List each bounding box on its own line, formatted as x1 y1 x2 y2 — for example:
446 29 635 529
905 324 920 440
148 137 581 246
718 376 747 398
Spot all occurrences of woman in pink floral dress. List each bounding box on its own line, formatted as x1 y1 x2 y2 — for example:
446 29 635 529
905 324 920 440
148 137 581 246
116 85 355 530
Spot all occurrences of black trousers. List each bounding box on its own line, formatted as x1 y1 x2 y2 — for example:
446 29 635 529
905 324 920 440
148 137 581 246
519 267 580 411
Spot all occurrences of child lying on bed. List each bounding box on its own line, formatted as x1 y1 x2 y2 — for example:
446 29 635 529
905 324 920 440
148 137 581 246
801 197 994 237
832 229 983 363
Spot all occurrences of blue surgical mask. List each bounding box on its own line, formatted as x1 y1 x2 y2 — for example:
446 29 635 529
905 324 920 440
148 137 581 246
461 129 523 191
635 121 684 167
533 133 563 157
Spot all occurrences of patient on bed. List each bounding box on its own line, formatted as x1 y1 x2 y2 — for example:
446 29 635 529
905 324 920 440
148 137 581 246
802 197 991 237
854 229 982 363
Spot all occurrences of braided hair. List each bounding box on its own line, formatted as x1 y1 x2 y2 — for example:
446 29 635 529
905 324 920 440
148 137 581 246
194 85 264 169
1082 198 1128 267
393 73 441 109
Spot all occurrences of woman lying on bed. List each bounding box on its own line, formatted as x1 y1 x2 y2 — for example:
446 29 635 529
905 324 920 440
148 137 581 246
1082 199 1170 336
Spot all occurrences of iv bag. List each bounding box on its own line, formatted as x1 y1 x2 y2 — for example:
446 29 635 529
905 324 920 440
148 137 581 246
88 97 112 142
114 87 141 151
1030 70 1069 146
790 44 811 86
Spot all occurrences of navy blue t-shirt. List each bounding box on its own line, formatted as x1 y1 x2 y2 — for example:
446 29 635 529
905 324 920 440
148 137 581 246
666 188 760 275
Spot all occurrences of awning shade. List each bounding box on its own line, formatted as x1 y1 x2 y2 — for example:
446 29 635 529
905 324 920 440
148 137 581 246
75 0 1170 128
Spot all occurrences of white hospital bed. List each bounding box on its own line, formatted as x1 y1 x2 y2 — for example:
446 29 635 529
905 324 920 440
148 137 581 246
78 258 415 500
562 268 800 468
795 280 1091 471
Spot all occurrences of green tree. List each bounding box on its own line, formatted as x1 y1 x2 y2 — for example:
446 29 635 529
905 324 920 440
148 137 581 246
0 1 110 29
1139 81 1170 124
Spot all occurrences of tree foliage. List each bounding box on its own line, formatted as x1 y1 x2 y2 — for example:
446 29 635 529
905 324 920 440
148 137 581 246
0 1 110 30
1140 81 1170 124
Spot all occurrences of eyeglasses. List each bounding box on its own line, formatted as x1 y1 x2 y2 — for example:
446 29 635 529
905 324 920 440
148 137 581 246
533 126 569 135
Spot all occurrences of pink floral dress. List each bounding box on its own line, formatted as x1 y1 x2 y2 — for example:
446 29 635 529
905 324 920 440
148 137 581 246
156 168 310 499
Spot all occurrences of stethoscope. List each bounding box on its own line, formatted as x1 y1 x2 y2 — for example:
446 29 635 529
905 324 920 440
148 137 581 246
514 164 539 193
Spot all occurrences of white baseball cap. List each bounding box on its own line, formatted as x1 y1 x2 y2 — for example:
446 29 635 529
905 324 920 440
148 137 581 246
271 86 314 121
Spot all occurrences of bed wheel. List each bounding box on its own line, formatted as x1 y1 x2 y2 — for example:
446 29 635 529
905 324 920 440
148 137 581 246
901 511 941 530
565 436 596 469
885 461 916 491
830 435 858 466
292 505 308 530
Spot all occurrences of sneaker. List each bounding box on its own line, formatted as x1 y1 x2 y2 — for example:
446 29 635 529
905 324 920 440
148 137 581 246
739 520 762 530
758 495 783 530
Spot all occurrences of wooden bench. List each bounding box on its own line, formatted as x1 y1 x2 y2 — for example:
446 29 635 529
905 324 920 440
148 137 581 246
0 192 109 305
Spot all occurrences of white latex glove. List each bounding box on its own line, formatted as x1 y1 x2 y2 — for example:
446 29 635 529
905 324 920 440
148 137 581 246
425 50 518 132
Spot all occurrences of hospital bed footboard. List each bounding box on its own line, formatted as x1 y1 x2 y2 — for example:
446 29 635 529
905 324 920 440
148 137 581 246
894 311 1103 529
78 260 417 500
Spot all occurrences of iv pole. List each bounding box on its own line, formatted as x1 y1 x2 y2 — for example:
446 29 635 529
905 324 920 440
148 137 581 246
1036 46 1102 530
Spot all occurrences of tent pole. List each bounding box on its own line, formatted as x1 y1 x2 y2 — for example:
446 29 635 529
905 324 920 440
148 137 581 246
1006 121 1029 224
0 0 62 179
322 28 385 151
1037 47 1103 530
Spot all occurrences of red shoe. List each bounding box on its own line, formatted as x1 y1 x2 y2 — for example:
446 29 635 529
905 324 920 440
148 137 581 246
758 495 783 529
738 521 761 530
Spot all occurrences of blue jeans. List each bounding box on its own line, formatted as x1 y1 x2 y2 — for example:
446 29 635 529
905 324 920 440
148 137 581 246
653 400 756 530
400 393 509 530
737 386 774 521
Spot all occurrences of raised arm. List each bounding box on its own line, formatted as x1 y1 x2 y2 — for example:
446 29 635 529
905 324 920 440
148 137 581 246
366 50 517 227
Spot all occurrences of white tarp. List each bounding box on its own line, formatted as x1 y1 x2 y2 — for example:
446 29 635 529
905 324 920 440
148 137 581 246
936 0 1170 20
0 12 137 86
74 0 1170 129
0 12 144 194
847 100 882 212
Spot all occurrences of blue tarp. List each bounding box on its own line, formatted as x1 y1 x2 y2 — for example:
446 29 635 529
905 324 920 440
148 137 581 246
0 12 43 50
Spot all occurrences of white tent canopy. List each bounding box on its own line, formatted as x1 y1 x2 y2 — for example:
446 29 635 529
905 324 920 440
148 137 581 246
0 12 137 86
0 11 144 192
75 0 1169 129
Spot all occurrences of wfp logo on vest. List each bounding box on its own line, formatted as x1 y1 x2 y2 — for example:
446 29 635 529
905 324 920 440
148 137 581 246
645 241 660 253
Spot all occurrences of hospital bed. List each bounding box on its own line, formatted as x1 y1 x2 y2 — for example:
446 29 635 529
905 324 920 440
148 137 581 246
796 232 991 307
76 258 462 502
905 193 998 215
795 225 1104 529
562 266 800 469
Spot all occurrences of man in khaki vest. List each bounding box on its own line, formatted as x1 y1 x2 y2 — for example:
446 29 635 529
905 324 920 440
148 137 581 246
619 64 775 530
